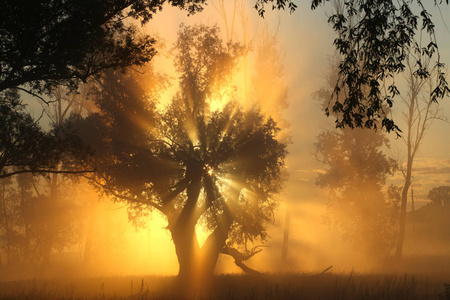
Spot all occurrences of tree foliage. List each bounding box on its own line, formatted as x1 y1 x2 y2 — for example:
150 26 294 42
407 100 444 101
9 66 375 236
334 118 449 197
428 185 450 208
0 90 90 179
0 0 207 95
0 173 84 266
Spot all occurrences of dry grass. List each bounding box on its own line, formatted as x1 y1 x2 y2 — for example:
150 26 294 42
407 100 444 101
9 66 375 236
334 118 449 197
0 272 449 299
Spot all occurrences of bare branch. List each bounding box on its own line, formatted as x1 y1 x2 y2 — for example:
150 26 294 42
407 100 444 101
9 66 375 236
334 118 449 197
16 87 58 105
220 246 263 274
0 168 94 179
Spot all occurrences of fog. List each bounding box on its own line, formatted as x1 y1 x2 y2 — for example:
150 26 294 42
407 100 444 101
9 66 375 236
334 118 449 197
1 1 450 284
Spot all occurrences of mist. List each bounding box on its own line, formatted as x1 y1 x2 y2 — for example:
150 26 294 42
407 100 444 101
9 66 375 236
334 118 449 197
1 1 450 299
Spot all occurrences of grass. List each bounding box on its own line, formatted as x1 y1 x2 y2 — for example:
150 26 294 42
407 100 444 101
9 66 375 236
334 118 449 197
0 272 449 299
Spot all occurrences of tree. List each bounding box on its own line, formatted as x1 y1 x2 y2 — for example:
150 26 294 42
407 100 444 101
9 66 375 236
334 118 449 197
0 171 86 267
315 128 399 258
428 186 450 208
394 58 447 260
0 89 90 179
0 90 57 178
75 25 287 282
0 0 206 180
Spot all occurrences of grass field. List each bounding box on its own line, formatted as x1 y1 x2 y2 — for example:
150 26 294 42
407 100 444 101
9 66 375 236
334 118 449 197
1 272 449 300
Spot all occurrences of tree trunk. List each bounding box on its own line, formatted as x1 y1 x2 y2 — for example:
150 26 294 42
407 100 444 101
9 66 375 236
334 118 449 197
84 199 97 264
395 167 412 260
281 210 290 265
170 218 230 288
170 175 203 283
43 172 58 265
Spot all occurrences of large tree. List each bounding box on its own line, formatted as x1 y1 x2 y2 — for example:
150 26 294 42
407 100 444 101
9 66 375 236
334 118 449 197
74 25 287 282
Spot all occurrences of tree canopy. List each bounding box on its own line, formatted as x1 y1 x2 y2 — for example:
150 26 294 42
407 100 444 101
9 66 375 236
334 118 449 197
429 186 450 208
1 0 448 138
0 90 89 178
0 0 207 95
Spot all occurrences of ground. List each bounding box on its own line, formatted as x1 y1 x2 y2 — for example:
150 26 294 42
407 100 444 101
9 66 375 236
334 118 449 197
0 272 449 300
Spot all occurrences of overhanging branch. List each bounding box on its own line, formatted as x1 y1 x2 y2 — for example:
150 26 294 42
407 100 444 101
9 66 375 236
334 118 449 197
0 168 94 179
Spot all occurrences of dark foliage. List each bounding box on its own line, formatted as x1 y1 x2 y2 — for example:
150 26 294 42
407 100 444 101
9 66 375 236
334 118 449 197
0 0 206 95
428 185 450 208
0 90 90 178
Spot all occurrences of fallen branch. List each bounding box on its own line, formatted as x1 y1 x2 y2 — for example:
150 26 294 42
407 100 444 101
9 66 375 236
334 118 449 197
220 246 263 275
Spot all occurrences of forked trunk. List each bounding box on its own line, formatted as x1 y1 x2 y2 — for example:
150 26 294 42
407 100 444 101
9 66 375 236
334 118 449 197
170 214 232 288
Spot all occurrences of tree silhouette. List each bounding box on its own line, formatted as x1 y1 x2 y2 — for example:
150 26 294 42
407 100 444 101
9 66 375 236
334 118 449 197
75 25 287 281
0 89 90 179
315 128 399 259
1 0 447 130
0 172 84 266
0 0 207 95
429 186 450 208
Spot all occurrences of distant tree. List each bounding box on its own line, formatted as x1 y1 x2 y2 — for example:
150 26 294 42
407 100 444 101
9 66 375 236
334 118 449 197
315 128 398 258
0 172 83 266
428 186 450 208
75 25 287 282
408 185 450 248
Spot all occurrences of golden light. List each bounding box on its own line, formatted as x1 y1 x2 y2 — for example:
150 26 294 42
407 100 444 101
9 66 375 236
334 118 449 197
204 164 214 176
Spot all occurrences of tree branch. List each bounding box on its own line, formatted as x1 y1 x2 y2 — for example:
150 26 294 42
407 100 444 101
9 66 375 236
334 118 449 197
88 176 166 213
0 168 94 179
16 87 58 105
220 246 263 275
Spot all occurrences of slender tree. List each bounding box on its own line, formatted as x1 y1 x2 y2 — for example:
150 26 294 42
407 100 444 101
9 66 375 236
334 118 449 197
394 58 448 260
